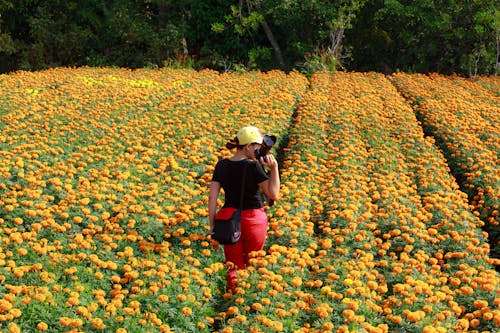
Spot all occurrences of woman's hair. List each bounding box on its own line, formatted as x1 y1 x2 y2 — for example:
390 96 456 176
225 136 243 149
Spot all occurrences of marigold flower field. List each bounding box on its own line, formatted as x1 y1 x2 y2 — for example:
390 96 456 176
0 68 498 333
389 73 500 253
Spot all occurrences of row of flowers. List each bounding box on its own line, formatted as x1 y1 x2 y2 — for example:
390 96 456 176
389 73 500 256
0 68 498 332
473 76 500 97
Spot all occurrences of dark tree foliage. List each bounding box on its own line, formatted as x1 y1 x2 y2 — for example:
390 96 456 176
345 0 498 76
0 0 498 75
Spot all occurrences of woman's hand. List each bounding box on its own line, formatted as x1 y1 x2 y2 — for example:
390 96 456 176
258 154 280 200
259 154 278 170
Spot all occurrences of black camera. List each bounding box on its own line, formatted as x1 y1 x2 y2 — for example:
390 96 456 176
254 135 276 159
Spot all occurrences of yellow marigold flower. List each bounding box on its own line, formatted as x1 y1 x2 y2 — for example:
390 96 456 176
158 294 169 302
252 303 263 311
404 310 425 322
342 309 355 320
483 311 493 321
473 299 488 309
235 315 247 323
261 298 272 305
470 318 481 327
226 306 239 316
366 280 378 290
129 300 140 309
343 278 354 286
181 307 192 315
8 322 21 333
59 317 72 327
493 311 500 326
322 322 334 331
92 318 106 330
291 276 302 287
36 322 48 331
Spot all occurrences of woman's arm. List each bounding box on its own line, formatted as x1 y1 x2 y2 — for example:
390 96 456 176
208 181 221 233
258 154 280 200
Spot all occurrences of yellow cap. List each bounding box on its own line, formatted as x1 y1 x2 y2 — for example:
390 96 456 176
237 126 263 145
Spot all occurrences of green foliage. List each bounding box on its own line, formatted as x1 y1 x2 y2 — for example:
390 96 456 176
0 33 16 54
162 52 195 69
346 0 498 75
300 49 341 76
248 46 272 69
0 0 497 75
211 22 225 33
229 5 264 35
0 1 16 59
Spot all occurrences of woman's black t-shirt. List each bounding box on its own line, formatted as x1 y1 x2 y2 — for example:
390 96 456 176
212 159 269 209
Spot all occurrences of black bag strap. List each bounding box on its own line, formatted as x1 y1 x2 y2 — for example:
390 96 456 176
238 161 248 210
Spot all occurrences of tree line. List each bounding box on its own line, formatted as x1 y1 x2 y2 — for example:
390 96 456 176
0 0 499 76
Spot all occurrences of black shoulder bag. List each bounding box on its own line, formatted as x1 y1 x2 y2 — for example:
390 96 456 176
212 161 247 245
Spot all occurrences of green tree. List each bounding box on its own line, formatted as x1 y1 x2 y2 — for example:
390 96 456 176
0 0 18 72
0 1 15 53
1 0 497 75
0 0 194 71
493 8 499 74
346 0 499 75
212 0 367 71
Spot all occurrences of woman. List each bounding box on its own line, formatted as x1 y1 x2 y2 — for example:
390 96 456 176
208 126 280 292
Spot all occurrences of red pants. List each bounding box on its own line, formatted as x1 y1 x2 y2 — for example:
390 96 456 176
215 207 268 292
